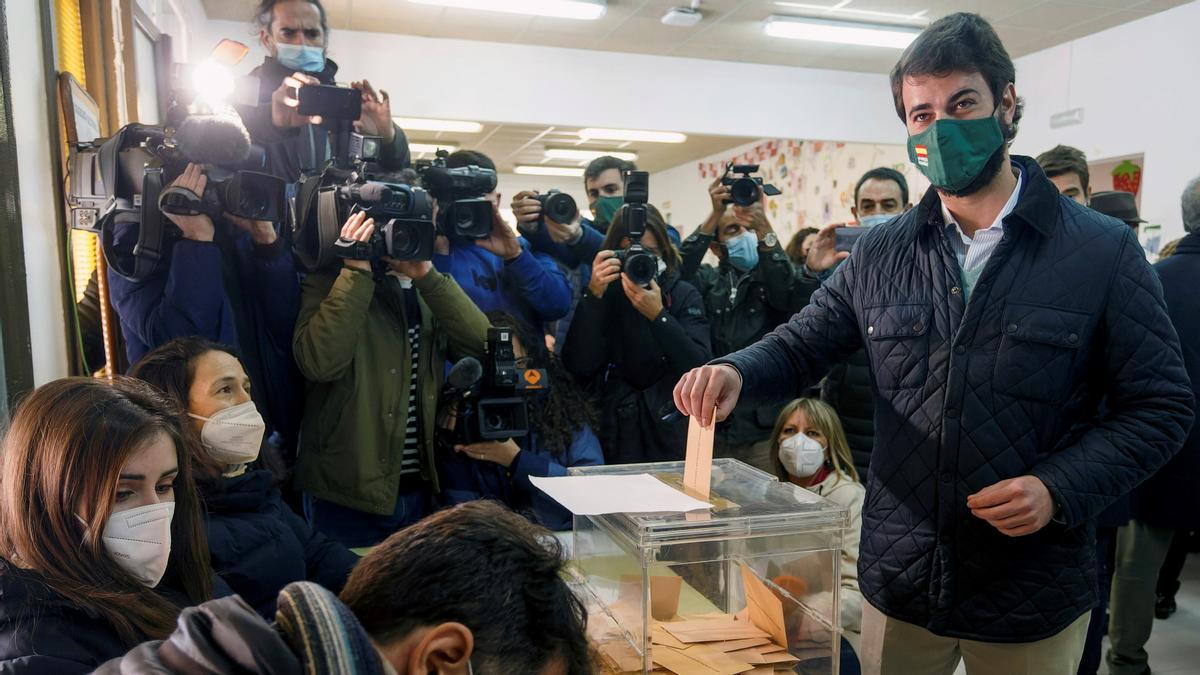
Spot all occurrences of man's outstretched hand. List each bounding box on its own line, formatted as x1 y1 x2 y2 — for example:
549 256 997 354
673 364 743 428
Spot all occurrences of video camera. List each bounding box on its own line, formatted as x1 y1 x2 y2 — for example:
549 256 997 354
442 328 547 444
67 116 286 281
418 150 498 240
612 170 659 287
721 162 781 206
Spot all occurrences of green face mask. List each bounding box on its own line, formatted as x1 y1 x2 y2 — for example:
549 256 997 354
907 115 1004 192
591 195 624 230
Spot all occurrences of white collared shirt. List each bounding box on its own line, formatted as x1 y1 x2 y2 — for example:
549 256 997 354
941 165 1023 299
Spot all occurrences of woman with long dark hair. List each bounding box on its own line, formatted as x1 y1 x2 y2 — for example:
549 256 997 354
562 204 712 464
0 378 215 672
131 337 359 618
439 311 604 530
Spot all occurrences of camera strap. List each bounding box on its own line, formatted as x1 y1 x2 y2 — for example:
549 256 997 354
101 167 168 282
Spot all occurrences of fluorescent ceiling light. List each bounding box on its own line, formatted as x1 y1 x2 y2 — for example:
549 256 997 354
514 165 586 177
578 128 687 144
763 15 920 49
544 148 638 162
393 117 484 133
408 0 606 21
409 142 460 154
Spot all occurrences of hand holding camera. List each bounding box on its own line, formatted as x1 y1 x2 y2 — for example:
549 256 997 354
707 177 732 218
271 72 322 129
622 274 664 321
225 212 277 246
474 205 522 261
384 257 433 280
164 164 215 242
510 190 581 244
587 250 622 297
454 439 521 468
805 222 850 274
339 211 375 273
349 79 395 144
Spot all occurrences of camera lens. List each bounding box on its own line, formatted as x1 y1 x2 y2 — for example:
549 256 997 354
730 177 760 206
485 413 507 432
448 200 494 239
625 251 658 287
540 192 578 225
238 185 268 219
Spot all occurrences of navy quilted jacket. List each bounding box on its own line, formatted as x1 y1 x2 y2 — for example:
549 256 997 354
719 156 1194 642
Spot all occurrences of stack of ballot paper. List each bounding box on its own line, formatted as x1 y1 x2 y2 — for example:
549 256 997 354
591 564 813 674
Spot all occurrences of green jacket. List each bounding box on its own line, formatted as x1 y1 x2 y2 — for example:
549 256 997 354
292 267 488 515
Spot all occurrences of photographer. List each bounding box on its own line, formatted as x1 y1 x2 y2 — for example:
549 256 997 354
107 162 303 457
563 204 711 464
431 151 572 330
237 0 410 182
438 311 603 531
679 177 818 472
292 211 489 548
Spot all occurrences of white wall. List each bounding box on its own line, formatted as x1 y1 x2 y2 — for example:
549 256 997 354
1011 1 1200 240
205 19 901 146
9 0 69 384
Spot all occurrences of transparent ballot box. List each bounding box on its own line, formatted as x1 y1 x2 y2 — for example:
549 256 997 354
570 459 849 674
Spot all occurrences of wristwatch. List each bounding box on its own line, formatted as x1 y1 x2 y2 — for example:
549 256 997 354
761 232 778 248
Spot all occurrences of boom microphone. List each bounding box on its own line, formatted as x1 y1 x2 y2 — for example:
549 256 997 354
175 115 252 167
447 357 483 391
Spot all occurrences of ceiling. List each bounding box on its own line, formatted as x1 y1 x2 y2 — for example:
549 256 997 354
202 0 1188 74
399 122 751 173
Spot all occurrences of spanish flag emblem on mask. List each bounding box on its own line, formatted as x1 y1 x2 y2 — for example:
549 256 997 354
914 145 929 166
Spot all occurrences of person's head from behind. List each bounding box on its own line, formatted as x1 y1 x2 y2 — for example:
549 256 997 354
853 167 911 226
1182 174 1200 235
584 156 636 229
0 377 211 644
770 398 858 484
1036 145 1090 205
785 227 819 264
131 337 268 477
255 0 328 71
446 149 501 208
890 12 1022 197
340 501 590 675
602 203 682 275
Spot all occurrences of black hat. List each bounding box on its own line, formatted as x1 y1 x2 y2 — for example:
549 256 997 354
1091 191 1146 226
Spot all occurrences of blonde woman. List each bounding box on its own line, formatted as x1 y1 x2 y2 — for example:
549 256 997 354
770 397 865 661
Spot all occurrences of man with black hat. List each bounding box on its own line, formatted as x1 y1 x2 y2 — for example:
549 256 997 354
1091 190 1147 231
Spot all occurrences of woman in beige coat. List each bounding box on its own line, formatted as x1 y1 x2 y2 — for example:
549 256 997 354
770 397 865 661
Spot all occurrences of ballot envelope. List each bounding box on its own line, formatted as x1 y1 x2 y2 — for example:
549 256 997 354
568 459 849 675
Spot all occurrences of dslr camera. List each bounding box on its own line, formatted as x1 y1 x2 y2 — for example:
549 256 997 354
721 162 782 206
444 327 547 444
418 150 498 240
535 189 578 227
67 118 286 282
612 170 659 287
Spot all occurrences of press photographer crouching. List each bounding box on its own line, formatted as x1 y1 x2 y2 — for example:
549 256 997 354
680 167 818 472
437 311 603 531
431 151 572 331
78 117 304 459
563 173 711 464
291 176 489 547
237 0 410 181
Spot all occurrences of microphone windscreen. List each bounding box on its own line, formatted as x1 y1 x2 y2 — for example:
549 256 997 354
447 357 483 390
175 115 252 167
356 182 392 203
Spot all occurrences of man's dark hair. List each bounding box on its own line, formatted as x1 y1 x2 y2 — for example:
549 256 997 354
340 501 591 675
254 0 329 35
584 155 637 183
446 149 496 172
1036 145 1090 192
890 12 1024 141
854 167 910 206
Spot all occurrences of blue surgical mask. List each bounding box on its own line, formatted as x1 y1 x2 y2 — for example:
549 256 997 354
858 213 896 228
275 43 326 73
724 230 759 272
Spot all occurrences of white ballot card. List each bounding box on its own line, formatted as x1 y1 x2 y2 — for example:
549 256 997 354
530 474 712 515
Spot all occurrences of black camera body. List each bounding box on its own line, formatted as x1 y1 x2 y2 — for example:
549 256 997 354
535 189 578 227
615 171 659 287
158 168 285 222
453 328 547 444
330 181 436 262
418 152 498 240
720 163 782 206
